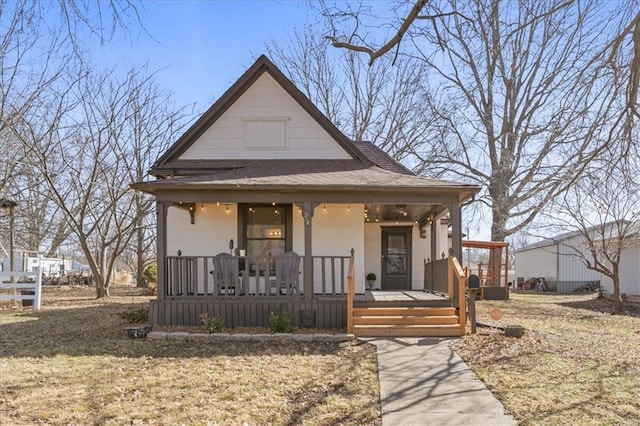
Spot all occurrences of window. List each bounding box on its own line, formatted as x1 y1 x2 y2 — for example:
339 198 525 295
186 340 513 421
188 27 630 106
239 204 292 262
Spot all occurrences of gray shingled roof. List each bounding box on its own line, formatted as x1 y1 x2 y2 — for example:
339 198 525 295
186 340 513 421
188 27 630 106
134 163 477 193
352 141 414 175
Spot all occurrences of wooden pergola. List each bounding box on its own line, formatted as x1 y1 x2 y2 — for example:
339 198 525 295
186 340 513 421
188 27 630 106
462 240 509 300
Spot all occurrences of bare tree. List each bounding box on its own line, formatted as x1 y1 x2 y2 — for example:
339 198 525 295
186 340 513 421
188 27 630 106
267 31 438 170
539 158 640 314
321 0 635 242
0 0 144 267
14 66 184 298
122 71 188 287
0 0 141 193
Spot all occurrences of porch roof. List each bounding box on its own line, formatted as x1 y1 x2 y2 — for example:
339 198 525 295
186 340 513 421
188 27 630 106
132 163 480 203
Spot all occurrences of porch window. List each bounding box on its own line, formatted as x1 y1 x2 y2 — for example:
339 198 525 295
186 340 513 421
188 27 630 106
238 204 292 262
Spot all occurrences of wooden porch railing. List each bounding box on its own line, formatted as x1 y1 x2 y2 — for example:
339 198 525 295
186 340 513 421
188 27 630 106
312 255 351 295
424 258 449 294
164 254 351 298
448 256 468 334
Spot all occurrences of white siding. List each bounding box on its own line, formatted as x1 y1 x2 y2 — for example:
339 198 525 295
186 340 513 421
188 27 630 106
311 204 365 293
557 237 600 282
364 222 432 290
179 73 351 160
515 244 558 281
166 204 238 256
601 246 640 296
438 220 449 258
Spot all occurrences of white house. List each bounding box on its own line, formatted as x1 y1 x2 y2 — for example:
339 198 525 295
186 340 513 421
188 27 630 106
132 55 479 333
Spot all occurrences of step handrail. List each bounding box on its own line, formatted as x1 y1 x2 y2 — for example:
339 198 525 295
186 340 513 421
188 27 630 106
448 256 467 335
346 249 355 334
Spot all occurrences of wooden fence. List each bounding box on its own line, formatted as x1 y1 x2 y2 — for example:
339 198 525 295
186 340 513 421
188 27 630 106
0 268 43 310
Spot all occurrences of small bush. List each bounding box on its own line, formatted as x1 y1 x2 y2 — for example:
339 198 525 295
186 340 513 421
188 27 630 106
200 313 223 333
120 307 148 323
143 264 157 286
268 309 294 333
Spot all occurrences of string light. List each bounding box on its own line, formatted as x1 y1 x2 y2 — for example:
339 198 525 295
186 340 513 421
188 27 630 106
200 203 204 210
347 204 350 211
216 202 220 206
323 204 327 211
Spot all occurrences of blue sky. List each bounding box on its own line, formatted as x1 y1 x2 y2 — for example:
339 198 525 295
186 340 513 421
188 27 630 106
97 1 322 112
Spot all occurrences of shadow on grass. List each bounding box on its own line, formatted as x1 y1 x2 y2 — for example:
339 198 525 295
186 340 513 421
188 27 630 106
0 303 351 359
559 297 640 318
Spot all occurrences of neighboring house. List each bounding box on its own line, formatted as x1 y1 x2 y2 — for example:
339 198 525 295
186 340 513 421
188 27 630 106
515 230 600 293
133 55 480 332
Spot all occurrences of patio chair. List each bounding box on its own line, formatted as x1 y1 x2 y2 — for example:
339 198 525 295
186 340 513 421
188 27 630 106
270 251 301 296
212 253 239 295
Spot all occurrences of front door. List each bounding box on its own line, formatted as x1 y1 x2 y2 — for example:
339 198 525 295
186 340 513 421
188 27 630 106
381 227 412 290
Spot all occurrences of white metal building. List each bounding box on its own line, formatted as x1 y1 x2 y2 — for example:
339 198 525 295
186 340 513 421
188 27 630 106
515 230 600 293
600 245 640 301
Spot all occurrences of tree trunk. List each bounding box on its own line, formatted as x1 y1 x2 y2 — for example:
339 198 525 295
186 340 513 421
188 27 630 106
612 276 624 314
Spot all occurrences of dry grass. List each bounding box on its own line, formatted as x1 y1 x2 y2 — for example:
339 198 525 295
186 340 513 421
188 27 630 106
0 285 380 425
453 292 640 425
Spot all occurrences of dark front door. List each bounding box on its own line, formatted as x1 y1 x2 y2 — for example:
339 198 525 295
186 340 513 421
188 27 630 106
381 227 412 290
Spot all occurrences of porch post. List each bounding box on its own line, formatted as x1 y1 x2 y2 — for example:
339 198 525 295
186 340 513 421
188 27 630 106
156 201 168 300
449 203 462 260
302 202 314 300
430 219 437 290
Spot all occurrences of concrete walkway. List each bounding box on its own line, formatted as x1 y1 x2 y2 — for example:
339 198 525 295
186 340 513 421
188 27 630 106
365 337 517 426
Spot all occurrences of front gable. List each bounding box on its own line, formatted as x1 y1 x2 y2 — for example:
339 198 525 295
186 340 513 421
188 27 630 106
179 72 351 160
153 55 369 173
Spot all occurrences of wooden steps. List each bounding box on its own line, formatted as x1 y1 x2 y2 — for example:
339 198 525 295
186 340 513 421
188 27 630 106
352 306 462 337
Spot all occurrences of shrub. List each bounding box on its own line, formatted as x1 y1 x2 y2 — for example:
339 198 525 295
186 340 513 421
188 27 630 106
143 264 157 282
268 309 294 333
366 273 376 281
200 313 223 334
119 307 149 323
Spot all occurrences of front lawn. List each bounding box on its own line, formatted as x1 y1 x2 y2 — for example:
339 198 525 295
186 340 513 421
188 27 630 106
0 285 380 425
454 292 640 425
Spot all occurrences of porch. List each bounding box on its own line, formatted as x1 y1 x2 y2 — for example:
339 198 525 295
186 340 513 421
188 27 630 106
149 251 473 337
150 252 354 329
